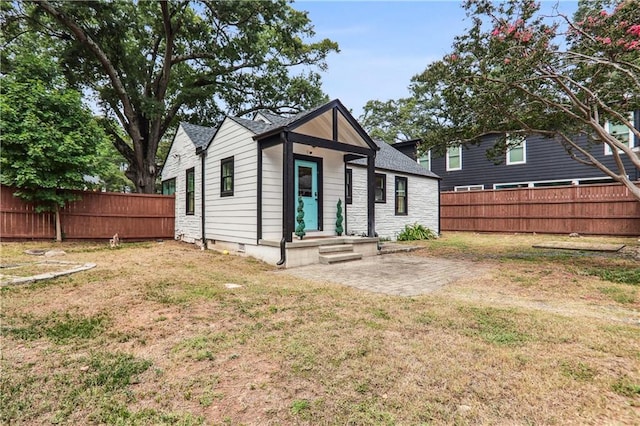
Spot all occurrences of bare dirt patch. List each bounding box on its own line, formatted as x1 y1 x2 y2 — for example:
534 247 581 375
1 235 639 425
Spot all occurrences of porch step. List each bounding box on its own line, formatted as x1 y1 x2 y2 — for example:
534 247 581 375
319 252 362 265
318 244 354 254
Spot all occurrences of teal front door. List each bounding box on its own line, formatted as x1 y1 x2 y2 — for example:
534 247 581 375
294 159 319 231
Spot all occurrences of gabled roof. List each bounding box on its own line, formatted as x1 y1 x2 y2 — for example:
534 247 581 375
350 140 440 179
180 122 216 150
253 99 379 153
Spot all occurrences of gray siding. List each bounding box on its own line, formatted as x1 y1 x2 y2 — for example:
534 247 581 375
433 133 639 191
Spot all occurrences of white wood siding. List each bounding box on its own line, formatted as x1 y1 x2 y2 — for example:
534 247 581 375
261 145 283 240
347 166 439 240
160 126 202 243
204 119 258 244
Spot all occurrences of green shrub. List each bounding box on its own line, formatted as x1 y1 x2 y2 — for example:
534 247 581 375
397 223 437 241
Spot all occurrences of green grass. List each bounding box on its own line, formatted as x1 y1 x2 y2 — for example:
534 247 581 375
612 376 640 397
2 236 639 424
457 306 532 346
172 333 231 361
91 403 205 425
586 266 640 285
1 351 152 424
2 312 108 343
599 286 637 304
560 360 597 381
291 399 311 415
85 352 152 391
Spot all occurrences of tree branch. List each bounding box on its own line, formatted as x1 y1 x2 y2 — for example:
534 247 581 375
35 0 144 166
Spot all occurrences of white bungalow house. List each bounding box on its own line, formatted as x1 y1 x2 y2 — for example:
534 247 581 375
161 99 440 267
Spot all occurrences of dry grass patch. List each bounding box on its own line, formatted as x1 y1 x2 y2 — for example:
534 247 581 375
1 235 639 424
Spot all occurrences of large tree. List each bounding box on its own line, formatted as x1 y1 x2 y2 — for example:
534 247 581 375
362 0 640 200
0 37 112 241
2 1 338 193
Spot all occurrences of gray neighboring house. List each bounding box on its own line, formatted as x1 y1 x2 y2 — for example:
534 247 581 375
409 111 640 191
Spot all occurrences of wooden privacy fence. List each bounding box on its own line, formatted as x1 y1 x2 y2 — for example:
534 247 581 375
441 183 640 236
1 186 175 240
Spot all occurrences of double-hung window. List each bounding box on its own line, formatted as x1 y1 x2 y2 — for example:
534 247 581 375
446 145 462 171
375 173 386 203
506 136 526 165
220 156 234 197
162 178 176 195
395 176 407 215
186 168 195 215
605 112 635 154
418 151 431 171
345 168 353 204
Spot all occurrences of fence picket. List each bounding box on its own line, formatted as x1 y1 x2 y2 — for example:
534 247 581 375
441 183 640 236
1 186 175 240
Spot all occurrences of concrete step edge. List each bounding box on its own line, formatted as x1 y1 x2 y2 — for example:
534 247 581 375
319 252 362 264
318 244 354 254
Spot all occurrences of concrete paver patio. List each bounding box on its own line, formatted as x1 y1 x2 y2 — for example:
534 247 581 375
280 253 490 296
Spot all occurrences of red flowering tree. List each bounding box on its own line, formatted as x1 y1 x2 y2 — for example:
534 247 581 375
412 0 640 200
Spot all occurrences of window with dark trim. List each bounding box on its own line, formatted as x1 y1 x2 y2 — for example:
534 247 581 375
375 173 386 203
220 156 234 197
162 178 176 195
186 168 195 215
395 176 408 215
345 168 352 204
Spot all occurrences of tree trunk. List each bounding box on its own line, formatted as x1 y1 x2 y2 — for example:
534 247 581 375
125 163 157 194
55 204 62 242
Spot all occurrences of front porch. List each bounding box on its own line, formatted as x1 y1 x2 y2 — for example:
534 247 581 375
255 235 379 268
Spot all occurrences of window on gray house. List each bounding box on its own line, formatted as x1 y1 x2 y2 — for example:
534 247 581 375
446 145 462 171
506 136 527 165
418 151 430 171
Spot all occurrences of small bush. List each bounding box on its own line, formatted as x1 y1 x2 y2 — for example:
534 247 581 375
397 223 437 241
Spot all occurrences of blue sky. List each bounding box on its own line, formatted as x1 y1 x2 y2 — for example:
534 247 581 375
293 1 578 118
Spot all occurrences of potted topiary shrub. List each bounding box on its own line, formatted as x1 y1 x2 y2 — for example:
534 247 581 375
335 198 343 236
295 196 306 239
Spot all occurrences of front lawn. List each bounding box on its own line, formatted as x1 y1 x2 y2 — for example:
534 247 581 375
1 233 638 424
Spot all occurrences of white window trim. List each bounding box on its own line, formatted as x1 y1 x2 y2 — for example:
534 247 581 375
493 175 622 190
604 112 635 155
417 150 431 171
446 145 462 171
506 138 527 165
454 185 484 192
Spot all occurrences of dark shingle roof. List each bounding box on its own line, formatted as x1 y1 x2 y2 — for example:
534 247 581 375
180 101 435 179
227 116 274 135
350 140 440 179
180 122 216 150
254 111 290 126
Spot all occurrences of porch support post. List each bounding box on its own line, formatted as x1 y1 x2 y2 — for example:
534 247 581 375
282 131 294 243
257 143 263 242
367 152 376 237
